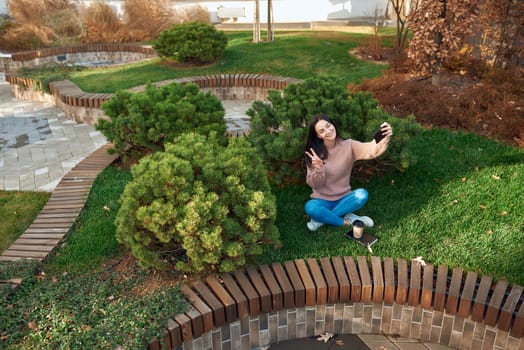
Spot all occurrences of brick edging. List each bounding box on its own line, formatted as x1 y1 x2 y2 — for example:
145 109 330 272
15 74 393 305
5 73 302 127
148 256 523 350
9 43 156 62
5 73 301 110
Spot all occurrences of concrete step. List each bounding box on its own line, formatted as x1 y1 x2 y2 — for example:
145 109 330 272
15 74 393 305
0 99 56 116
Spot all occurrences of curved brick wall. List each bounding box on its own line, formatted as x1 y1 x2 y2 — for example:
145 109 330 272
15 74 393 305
147 256 523 350
5 74 302 127
1 44 156 72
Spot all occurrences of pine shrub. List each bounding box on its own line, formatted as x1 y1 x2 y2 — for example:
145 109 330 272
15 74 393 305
246 77 422 184
153 22 227 64
97 82 227 162
114 132 280 274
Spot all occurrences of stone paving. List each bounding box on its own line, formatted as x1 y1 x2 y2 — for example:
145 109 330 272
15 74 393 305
0 80 108 192
268 334 454 350
0 75 254 192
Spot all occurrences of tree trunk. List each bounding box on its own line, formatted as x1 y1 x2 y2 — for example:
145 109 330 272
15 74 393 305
253 0 260 43
432 0 446 87
267 0 274 42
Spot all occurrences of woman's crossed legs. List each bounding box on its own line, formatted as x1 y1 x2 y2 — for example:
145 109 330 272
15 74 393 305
304 188 369 227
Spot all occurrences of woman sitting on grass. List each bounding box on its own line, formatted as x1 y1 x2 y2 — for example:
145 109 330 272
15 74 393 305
304 113 392 231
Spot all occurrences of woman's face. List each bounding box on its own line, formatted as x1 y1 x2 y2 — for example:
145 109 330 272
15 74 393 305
314 119 336 142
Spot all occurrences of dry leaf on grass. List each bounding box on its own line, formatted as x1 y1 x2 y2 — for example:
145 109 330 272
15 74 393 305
28 320 38 331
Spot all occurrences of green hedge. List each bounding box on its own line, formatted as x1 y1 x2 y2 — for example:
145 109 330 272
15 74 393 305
247 77 422 184
114 132 280 274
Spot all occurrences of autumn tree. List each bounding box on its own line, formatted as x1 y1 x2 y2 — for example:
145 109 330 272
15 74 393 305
477 0 524 69
407 0 478 86
387 0 419 54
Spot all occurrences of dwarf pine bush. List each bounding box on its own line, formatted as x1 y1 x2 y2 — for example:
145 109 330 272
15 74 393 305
246 77 422 184
97 82 227 162
154 22 227 64
114 132 280 274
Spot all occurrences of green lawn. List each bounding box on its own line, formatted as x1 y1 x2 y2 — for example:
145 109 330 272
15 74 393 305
70 31 389 92
1 29 523 349
0 191 49 253
260 129 524 284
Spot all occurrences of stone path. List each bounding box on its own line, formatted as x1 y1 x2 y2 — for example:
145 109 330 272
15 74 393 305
271 334 455 350
0 75 254 192
0 77 107 191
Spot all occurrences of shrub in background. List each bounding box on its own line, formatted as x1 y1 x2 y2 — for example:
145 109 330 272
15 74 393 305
174 4 211 24
78 1 122 43
154 22 228 64
1 0 213 49
2 0 80 50
115 132 280 274
0 23 55 51
97 82 227 162
247 77 422 184
122 0 176 40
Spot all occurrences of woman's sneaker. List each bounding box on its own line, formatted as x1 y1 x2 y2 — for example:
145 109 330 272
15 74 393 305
344 213 374 227
307 219 324 231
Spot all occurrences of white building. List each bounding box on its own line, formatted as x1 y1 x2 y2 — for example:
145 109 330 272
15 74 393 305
0 0 7 15
174 1 391 23
0 0 393 22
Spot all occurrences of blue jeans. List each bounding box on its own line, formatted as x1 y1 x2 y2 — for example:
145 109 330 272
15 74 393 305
304 188 369 226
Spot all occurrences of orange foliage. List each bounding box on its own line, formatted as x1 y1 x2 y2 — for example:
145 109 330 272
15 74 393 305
407 0 478 75
122 0 175 39
78 1 122 43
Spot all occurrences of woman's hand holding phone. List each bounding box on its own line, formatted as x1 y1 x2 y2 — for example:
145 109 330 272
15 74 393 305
373 122 393 144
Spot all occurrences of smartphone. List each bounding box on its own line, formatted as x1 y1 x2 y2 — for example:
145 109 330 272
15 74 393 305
374 128 385 143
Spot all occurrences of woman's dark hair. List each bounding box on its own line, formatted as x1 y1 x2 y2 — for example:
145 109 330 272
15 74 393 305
304 113 343 168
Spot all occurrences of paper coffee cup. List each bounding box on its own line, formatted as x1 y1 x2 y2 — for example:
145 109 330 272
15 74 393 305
353 220 364 238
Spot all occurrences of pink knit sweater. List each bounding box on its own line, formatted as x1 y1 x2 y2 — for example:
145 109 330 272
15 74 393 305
306 138 387 201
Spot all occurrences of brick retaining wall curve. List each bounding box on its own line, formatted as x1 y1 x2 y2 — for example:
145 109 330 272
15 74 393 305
8 43 156 62
5 73 302 126
148 256 523 350
1 44 157 72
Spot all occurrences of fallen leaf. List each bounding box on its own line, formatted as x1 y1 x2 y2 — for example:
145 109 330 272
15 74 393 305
488 229 493 235
501 211 508 216
492 175 500 180
461 177 467 182
317 332 333 342
8 278 22 285
412 256 426 266
51 276 59 283
479 205 487 209
28 320 38 331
